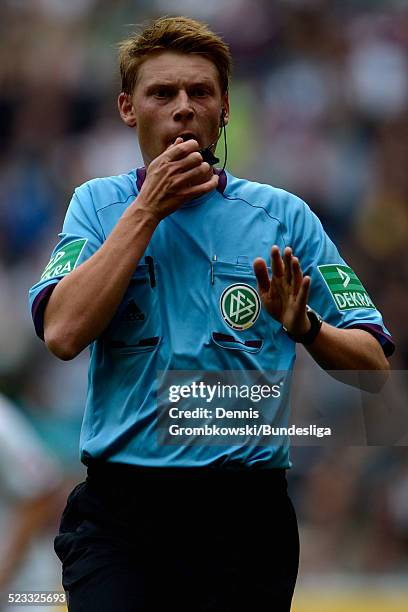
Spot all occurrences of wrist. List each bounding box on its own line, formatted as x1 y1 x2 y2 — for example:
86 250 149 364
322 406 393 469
284 315 311 337
284 307 323 345
128 196 161 228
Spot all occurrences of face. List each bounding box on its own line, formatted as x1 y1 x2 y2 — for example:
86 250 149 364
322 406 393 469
118 51 229 166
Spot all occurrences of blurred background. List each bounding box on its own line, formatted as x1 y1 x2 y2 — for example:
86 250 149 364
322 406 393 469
0 0 407 610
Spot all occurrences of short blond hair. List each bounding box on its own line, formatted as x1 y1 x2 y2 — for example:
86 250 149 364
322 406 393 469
118 16 232 95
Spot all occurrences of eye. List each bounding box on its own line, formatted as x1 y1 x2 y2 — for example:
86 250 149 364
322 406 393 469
154 87 173 99
191 87 209 98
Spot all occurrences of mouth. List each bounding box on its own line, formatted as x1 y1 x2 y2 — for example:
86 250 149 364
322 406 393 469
173 132 199 144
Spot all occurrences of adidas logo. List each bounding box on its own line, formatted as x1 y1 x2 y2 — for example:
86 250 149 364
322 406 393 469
121 300 145 322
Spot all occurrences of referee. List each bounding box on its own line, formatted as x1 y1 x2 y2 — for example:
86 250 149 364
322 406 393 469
29 16 393 612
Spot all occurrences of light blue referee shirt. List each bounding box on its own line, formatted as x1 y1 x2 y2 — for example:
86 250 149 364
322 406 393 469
29 168 394 468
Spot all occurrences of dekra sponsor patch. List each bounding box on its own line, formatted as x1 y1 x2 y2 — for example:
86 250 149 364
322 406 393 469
317 264 375 311
40 238 87 281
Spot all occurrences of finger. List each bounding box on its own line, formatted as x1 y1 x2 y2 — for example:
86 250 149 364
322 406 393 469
165 139 201 162
167 137 184 148
283 247 293 284
163 137 184 156
253 258 271 294
297 276 311 311
172 161 212 188
291 256 303 295
271 245 284 279
172 151 205 173
178 173 219 198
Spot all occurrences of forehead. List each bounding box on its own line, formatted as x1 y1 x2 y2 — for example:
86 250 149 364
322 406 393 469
135 51 221 90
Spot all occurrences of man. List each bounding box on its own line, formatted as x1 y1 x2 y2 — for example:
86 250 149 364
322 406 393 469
29 16 393 612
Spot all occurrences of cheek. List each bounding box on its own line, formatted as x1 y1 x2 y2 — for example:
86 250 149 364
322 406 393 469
201 104 223 132
136 107 163 144
206 114 222 140
137 106 158 131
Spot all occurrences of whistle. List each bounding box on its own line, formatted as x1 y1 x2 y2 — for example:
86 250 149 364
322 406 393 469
180 134 219 166
198 147 220 166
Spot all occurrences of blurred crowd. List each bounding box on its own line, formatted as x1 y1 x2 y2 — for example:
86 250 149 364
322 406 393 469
0 0 407 592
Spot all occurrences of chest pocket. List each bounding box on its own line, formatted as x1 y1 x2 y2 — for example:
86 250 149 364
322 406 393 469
210 260 269 354
103 263 161 354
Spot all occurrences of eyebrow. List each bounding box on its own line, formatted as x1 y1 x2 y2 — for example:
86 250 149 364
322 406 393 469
144 79 215 92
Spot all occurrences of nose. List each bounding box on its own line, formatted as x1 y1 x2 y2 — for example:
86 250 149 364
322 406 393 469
172 91 194 122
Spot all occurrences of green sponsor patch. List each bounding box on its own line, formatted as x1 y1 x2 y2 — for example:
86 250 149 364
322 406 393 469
40 239 87 281
317 264 375 311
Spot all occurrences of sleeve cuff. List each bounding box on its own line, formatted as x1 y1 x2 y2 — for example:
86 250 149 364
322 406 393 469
346 323 395 358
31 283 58 341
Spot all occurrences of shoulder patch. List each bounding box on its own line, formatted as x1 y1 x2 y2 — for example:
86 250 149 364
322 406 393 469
317 264 376 311
40 238 87 281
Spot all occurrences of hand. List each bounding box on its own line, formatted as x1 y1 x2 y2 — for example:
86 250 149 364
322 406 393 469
253 246 311 335
137 137 219 222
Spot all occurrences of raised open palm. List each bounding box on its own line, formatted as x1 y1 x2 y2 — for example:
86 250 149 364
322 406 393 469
253 245 311 336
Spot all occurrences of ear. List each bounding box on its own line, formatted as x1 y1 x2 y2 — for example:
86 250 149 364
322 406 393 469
221 93 230 127
118 92 137 128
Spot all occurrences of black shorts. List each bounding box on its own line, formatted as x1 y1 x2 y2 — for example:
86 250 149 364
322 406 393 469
54 463 299 611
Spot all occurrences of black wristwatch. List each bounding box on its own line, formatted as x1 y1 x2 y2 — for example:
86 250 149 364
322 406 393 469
284 306 323 345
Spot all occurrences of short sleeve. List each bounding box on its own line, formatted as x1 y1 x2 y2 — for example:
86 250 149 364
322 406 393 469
287 196 394 357
28 183 104 340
